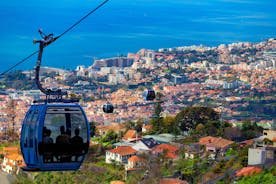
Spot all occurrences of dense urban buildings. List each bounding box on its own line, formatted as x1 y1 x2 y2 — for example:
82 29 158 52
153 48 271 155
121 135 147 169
1 38 275 132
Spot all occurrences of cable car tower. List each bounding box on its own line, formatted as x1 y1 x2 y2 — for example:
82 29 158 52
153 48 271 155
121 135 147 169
33 29 69 102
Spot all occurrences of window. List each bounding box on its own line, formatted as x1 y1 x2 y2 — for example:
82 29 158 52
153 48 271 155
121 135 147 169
44 113 66 143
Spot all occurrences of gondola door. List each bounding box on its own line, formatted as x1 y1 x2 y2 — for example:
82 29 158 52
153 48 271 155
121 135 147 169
21 107 39 167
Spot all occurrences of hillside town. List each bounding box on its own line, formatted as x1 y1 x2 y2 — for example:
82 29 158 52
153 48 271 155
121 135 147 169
1 38 275 131
0 38 275 183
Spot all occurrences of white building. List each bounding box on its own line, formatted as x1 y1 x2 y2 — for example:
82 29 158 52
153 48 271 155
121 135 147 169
106 146 137 164
248 148 266 165
2 153 24 174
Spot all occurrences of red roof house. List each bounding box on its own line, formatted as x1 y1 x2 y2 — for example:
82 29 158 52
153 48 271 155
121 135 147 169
198 136 234 153
152 144 179 159
106 146 137 164
123 130 141 142
236 166 262 177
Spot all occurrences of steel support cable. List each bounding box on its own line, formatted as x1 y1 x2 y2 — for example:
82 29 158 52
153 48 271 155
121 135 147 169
0 0 110 76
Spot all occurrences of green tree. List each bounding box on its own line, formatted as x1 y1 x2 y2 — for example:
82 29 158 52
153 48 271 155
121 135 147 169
102 130 118 144
176 158 199 183
175 106 219 133
149 117 162 134
162 116 179 134
195 123 206 136
124 121 136 130
241 120 263 140
154 92 163 118
150 92 164 133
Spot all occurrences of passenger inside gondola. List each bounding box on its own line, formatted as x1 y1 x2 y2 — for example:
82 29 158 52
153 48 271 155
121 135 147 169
42 127 54 162
56 125 71 162
71 128 83 145
43 128 53 144
56 125 70 144
71 128 84 161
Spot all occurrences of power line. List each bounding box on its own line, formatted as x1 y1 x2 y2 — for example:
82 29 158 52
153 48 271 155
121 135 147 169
0 0 110 76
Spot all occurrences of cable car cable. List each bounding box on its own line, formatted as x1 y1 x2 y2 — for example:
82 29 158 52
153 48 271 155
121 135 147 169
0 51 38 76
0 0 110 77
58 0 110 40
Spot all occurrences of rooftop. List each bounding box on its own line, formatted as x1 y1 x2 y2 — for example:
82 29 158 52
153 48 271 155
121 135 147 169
236 166 262 177
198 136 234 149
107 146 137 156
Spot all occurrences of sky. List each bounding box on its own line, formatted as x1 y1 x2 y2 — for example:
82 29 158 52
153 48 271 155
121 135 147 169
0 0 275 71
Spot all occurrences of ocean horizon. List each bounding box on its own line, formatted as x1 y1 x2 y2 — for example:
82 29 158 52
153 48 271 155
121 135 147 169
0 0 275 72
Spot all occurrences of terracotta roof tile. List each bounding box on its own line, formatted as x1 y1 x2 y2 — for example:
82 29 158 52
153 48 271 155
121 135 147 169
3 147 19 154
107 146 137 156
123 130 140 141
198 136 234 149
152 144 179 152
128 155 143 162
152 144 179 159
6 153 23 161
236 166 262 177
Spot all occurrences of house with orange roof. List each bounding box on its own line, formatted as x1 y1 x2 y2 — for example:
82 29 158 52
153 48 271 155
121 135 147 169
238 139 255 148
151 144 179 160
236 166 262 177
1 153 25 174
123 130 141 142
125 155 146 171
198 136 234 154
106 146 137 164
3 147 20 155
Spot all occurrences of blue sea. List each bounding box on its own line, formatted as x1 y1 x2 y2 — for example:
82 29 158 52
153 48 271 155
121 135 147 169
0 0 275 72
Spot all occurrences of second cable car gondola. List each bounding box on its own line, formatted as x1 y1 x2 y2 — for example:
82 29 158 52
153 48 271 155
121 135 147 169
103 103 114 113
143 88 156 101
20 30 90 171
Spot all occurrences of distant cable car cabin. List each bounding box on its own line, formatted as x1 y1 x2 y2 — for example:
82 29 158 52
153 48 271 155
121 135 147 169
103 103 114 113
143 88 156 101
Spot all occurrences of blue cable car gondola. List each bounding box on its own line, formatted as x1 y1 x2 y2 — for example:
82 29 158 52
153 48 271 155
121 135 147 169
20 30 90 171
143 88 156 101
21 104 89 171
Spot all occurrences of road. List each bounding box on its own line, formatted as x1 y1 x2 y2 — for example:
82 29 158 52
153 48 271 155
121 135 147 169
0 171 16 184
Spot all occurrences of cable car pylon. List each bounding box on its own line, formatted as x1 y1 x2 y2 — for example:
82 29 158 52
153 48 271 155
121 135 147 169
20 0 110 171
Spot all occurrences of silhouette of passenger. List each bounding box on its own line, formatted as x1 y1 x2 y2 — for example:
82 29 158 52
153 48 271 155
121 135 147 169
56 125 70 144
55 126 71 162
42 128 54 162
71 128 84 161
43 129 53 144
71 128 83 145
